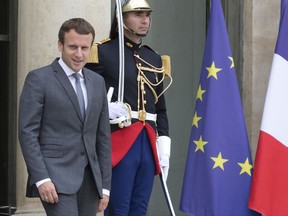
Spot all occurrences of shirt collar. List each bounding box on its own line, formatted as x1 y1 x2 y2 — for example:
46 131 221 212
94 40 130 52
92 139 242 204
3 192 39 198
58 58 84 78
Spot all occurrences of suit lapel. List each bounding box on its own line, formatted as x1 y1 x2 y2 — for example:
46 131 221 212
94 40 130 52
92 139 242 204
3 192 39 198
51 59 83 122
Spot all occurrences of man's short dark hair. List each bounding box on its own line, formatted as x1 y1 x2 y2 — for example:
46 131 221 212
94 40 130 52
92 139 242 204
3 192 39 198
58 18 95 45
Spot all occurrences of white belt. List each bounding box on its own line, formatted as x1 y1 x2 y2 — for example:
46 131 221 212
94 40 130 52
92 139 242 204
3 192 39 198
131 111 157 122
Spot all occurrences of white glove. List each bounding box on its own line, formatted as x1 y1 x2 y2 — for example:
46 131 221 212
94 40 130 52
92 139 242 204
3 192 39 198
108 102 131 127
157 136 171 182
106 87 131 127
108 102 128 119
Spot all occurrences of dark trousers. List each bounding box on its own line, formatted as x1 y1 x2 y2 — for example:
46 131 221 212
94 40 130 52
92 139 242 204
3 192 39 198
41 165 99 216
105 129 155 216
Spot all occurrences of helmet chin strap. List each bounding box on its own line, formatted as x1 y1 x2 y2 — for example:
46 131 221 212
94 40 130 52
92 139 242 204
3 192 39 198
123 24 148 37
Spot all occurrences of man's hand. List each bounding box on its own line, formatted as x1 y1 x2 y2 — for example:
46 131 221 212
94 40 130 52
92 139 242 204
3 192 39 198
108 102 129 119
98 195 109 212
108 102 131 127
38 181 59 204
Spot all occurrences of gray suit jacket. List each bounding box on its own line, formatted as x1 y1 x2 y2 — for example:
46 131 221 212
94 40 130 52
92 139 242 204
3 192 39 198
19 59 111 198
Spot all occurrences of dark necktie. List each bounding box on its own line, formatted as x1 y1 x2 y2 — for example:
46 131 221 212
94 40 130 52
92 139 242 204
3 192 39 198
73 73 85 121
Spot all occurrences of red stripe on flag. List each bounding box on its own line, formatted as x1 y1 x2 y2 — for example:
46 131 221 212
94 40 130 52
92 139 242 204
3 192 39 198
249 130 288 215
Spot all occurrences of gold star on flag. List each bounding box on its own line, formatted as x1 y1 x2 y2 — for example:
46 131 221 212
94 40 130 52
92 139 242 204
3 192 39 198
193 135 208 153
206 61 222 79
238 158 253 176
228 56 235 68
192 112 202 128
211 152 229 170
196 85 206 101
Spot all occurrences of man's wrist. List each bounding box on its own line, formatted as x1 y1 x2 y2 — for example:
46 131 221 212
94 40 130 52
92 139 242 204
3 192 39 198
35 178 51 188
103 189 110 197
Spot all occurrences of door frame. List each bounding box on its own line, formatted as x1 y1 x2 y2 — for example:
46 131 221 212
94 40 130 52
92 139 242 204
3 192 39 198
0 0 18 215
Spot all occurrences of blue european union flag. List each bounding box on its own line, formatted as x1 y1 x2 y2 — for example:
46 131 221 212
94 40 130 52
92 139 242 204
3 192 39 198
179 0 260 215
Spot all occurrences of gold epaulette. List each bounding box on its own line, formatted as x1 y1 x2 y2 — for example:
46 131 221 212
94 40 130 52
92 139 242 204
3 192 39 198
87 38 111 63
87 43 99 63
161 55 171 76
99 38 111 44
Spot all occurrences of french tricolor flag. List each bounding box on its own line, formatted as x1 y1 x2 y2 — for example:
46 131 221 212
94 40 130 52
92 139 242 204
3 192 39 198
248 0 288 215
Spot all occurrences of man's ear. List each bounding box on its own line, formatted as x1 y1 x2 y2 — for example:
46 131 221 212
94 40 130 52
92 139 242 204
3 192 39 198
58 41 63 52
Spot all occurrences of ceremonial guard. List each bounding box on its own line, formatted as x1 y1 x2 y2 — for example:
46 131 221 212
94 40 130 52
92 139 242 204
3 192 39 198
86 0 172 215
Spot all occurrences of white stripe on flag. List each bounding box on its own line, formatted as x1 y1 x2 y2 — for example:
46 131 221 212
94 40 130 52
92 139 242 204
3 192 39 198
261 53 288 147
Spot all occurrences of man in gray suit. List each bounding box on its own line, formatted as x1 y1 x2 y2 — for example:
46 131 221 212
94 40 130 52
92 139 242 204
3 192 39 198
18 18 111 216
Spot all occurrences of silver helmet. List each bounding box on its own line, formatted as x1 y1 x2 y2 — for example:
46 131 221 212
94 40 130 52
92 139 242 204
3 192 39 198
122 0 152 13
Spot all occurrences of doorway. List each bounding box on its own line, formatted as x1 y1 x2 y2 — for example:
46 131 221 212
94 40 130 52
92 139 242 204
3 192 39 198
0 0 17 215
145 0 207 215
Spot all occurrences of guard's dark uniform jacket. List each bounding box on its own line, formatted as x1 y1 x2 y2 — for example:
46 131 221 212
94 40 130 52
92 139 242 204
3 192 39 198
85 36 170 173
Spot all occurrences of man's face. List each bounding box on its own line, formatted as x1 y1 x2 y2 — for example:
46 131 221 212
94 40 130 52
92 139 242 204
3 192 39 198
58 29 93 72
124 11 151 37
